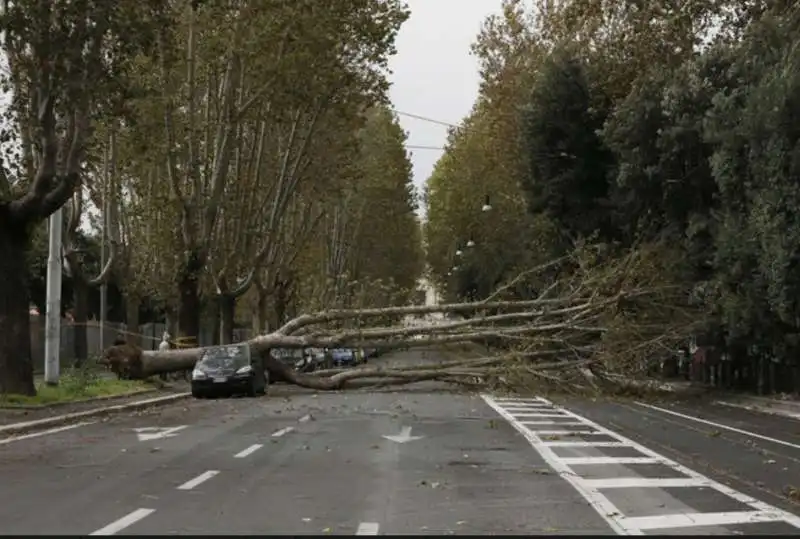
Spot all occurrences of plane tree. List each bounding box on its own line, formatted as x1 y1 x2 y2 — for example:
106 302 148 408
0 0 169 395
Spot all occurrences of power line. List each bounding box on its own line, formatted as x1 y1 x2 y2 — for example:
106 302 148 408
394 110 459 128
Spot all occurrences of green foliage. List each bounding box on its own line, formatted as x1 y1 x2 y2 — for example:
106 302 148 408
520 49 615 242
425 0 800 392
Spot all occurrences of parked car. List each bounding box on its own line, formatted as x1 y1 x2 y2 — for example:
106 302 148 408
329 348 356 367
191 343 267 398
268 348 307 382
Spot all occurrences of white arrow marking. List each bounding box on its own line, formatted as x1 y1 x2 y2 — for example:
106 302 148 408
382 426 423 444
133 425 188 442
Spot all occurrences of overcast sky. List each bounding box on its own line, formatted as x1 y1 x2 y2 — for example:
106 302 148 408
387 0 504 216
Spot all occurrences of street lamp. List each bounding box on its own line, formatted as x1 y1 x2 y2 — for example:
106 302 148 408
466 239 475 248
455 249 463 256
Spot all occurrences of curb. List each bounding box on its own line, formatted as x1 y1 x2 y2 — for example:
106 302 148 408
0 388 159 410
716 399 800 421
0 392 192 437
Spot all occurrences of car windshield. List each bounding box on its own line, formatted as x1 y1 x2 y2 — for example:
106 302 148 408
198 345 249 370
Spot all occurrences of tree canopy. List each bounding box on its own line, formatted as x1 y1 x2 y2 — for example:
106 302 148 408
424 0 800 394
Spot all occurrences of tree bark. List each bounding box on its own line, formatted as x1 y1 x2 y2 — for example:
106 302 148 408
253 285 269 334
125 292 141 348
273 282 287 331
71 274 89 366
219 294 236 344
177 272 201 346
0 227 37 396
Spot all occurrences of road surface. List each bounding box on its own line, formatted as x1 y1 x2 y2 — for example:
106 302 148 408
0 349 798 535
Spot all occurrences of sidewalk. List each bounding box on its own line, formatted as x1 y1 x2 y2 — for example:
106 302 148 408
715 394 800 421
0 381 190 427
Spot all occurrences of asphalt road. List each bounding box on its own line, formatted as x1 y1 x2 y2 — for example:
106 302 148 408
0 349 799 535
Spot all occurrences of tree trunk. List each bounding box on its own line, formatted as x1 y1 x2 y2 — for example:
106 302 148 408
274 283 287 330
125 292 141 348
219 294 235 344
72 275 89 366
177 273 201 347
0 229 36 396
253 286 269 334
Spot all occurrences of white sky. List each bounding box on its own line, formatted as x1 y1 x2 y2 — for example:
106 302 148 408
387 0 504 216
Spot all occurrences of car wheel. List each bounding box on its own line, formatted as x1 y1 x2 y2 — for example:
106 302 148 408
246 378 258 397
191 389 205 399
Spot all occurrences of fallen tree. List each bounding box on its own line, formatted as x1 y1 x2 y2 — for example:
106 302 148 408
100 243 705 393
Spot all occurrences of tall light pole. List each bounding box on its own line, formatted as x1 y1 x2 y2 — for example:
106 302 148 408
99 133 113 353
43 208 63 385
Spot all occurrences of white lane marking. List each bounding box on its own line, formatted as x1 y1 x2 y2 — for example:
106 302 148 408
177 470 219 490
521 420 586 426
356 522 380 535
89 508 155 535
716 400 800 421
234 444 263 458
512 412 571 417
483 394 800 534
582 478 709 489
527 430 604 436
501 405 553 410
542 441 627 447
636 401 800 451
0 421 95 445
621 510 788 531
299 414 311 423
134 425 188 442
272 426 295 438
561 457 661 465
483 396 630 535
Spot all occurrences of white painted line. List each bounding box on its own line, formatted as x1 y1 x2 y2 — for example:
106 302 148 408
356 522 380 535
484 395 800 534
541 441 627 447
89 508 155 535
492 398 546 403
0 393 191 435
0 421 95 445
525 430 602 436
482 396 630 535
512 412 571 417
177 470 219 490
134 425 187 442
560 456 660 465
521 420 585 426
716 400 800 421
299 414 311 423
620 510 786 531
636 401 800 451
582 477 708 489
272 426 295 438
500 404 553 409
234 444 263 458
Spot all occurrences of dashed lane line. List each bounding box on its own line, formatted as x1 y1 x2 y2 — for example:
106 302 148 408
483 395 800 535
177 470 219 490
356 522 380 535
234 443 263 458
89 508 155 536
272 426 295 438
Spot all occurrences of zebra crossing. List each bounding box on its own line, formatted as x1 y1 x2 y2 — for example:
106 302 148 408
482 395 800 535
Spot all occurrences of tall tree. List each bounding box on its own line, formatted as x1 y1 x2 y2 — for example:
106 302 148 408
0 0 165 395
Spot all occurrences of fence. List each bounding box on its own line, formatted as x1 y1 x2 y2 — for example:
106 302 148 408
30 315 252 373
